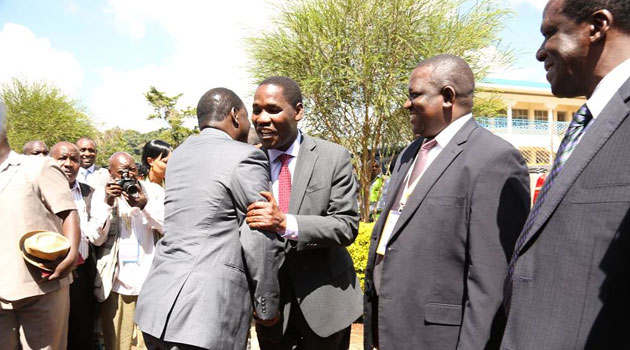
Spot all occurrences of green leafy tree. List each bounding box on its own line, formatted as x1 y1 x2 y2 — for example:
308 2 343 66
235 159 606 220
1 78 96 150
145 86 197 147
248 0 512 221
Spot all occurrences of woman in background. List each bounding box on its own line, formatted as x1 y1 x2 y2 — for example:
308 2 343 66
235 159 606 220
141 140 172 186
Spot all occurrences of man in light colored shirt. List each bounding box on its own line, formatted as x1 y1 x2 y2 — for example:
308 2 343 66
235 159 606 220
91 151 164 350
76 137 109 189
501 1 630 348
363 55 530 350
0 102 81 350
50 141 98 350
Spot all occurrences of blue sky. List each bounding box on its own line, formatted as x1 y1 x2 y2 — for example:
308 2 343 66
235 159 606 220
0 0 549 132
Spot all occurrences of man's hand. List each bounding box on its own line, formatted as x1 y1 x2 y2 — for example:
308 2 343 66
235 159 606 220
253 311 281 327
104 182 122 206
43 250 77 282
246 191 287 233
123 183 147 210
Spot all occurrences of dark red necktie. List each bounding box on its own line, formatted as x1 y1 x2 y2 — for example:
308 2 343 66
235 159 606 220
277 154 292 213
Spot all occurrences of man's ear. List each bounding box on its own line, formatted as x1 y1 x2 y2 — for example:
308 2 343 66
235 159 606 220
441 86 455 108
590 9 612 43
231 107 240 127
294 102 304 122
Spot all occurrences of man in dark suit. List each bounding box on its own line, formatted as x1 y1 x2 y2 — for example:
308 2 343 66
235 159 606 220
363 54 531 350
247 76 362 350
501 1 630 348
135 88 282 350
50 141 97 350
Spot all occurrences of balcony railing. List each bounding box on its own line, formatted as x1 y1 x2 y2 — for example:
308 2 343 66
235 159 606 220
477 117 570 136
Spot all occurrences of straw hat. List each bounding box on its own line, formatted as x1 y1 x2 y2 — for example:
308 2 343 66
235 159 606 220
19 230 70 271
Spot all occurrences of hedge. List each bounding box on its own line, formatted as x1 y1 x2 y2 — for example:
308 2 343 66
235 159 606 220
348 221 375 290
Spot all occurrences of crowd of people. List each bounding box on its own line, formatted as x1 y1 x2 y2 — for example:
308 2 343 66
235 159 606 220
1 0 629 349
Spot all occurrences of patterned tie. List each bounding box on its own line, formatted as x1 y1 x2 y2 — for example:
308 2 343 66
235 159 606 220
277 154 292 213
408 139 438 185
503 104 593 312
389 138 438 213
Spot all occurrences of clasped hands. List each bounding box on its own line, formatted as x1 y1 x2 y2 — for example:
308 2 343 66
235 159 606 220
246 191 287 233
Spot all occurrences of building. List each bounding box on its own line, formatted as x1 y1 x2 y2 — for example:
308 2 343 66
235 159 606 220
476 78 586 166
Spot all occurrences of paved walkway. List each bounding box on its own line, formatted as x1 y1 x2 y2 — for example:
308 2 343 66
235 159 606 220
249 323 364 350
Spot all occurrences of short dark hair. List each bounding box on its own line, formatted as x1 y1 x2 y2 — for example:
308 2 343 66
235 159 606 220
141 139 172 168
416 54 475 109
196 88 245 128
562 0 630 33
258 76 303 109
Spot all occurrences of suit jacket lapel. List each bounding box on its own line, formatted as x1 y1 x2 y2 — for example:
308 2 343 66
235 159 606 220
289 135 318 214
387 118 476 243
521 81 630 249
368 139 420 250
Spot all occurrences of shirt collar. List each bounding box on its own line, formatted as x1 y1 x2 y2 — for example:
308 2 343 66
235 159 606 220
71 180 81 192
268 131 302 163
201 127 232 139
433 113 473 148
0 151 21 173
587 58 630 120
82 164 96 174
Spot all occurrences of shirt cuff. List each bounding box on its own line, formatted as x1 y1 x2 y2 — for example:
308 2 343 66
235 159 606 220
280 214 299 241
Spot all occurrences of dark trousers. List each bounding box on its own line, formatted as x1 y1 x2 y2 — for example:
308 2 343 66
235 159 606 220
256 300 351 350
143 332 206 350
68 256 96 350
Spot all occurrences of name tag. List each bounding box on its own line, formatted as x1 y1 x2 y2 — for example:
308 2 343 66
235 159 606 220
119 237 139 264
376 210 401 255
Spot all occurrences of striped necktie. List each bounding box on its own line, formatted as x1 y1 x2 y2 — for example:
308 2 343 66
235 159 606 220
503 104 593 312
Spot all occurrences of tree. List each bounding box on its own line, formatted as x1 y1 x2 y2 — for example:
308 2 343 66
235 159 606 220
248 0 512 221
145 86 197 147
1 78 96 150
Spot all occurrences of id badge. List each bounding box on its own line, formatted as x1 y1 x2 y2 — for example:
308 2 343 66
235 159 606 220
118 237 139 264
376 210 401 255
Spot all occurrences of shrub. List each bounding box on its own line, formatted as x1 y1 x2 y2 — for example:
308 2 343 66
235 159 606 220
348 221 375 290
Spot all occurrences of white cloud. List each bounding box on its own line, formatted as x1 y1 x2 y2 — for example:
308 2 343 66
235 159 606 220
89 0 279 132
510 0 547 11
0 23 84 96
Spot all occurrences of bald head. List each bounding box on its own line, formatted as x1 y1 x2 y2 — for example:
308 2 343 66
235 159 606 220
109 152 138 180
50 142 81 185
50 141 79 156
416 54 475 110
23 140 49 156
196 87 245 129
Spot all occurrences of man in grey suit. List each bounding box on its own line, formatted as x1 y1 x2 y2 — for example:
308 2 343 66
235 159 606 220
135 87 283 350
363 55 531 350
246 76 362 350
501 1 630 348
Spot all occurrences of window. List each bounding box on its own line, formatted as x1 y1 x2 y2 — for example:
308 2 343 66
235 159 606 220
512 109 528 120
534 110 548 122
557 111 567 121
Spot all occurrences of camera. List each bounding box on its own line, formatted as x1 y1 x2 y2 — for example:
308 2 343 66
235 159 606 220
116 169 140 198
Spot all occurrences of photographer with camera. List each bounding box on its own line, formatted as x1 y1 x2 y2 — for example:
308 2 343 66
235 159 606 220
90 151 164 350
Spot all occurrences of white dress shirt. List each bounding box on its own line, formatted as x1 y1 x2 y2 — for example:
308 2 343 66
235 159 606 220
78 164 110 190
410 113 473 184
70 181 91 260
90 180 164 296
587 58 630 120
268 132 302 240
